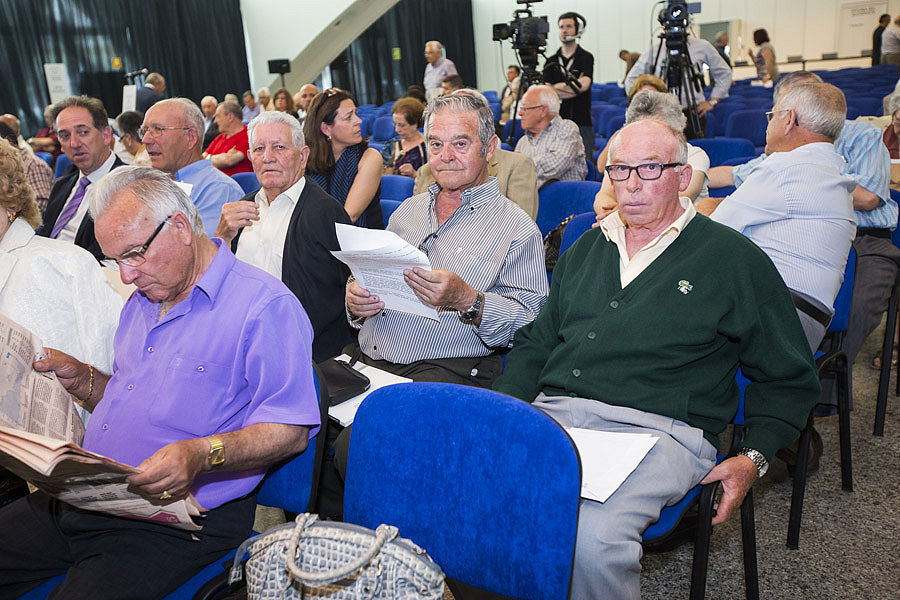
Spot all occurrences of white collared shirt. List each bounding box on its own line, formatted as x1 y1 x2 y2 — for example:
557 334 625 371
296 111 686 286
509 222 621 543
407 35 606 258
599 196 696 288
58 152 116 243
234 176 305 279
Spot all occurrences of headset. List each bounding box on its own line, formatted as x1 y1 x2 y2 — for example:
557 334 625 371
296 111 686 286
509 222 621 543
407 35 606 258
559 11 586 41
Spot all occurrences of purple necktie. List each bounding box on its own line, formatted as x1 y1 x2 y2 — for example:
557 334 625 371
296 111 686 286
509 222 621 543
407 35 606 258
50 176 90 239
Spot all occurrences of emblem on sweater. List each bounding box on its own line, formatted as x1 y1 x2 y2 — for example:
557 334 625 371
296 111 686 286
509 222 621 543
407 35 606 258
677 280 693 295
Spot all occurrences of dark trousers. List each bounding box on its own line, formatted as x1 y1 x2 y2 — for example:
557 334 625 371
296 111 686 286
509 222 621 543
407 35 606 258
331 349 503 483
0 491 256 600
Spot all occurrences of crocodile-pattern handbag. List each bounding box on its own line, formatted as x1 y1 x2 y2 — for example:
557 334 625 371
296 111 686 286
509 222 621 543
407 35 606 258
230 513 445 600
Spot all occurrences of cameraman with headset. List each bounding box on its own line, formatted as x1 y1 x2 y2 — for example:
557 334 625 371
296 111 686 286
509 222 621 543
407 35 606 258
543 12 593 160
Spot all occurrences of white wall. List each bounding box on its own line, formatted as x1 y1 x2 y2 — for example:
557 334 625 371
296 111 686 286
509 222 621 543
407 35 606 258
240 0 398 93
471 0 900 94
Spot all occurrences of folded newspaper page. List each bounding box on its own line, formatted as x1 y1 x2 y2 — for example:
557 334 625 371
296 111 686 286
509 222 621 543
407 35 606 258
0 314 84 444
0 315 203 531
331 223 440 321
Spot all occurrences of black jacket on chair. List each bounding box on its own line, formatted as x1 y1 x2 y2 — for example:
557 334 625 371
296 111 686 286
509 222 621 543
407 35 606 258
231 178 354 362
37 155 126 262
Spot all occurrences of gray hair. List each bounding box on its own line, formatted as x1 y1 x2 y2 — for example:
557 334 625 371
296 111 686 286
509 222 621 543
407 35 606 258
772 70 823 105
529 84 560 116
257 87 270 96
625 90 686 131
888 93 900 117
426 40 443 51
777 82 846 141
218 101 243 120
608 120 689 166
423 93 496 157
248 110 305 149
154 98 205 147
224 93 239 104
201 95 217 106
89 166 204 236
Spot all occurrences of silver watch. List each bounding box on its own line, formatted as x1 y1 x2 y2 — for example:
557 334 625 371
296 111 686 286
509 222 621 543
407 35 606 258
738 447 769 478
458 291 484 323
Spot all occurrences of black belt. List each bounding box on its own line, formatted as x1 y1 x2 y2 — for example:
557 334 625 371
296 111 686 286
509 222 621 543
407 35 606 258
790 290 832 328
857 227 891 239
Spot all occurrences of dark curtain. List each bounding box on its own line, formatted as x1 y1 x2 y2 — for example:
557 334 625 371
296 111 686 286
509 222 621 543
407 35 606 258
334 0 475 106
0 0 250 135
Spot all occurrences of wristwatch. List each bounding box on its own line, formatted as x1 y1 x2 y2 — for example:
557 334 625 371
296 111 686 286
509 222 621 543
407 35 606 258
458 291 484 323
709 98 719 107
738 447 768 478
207 436 225 469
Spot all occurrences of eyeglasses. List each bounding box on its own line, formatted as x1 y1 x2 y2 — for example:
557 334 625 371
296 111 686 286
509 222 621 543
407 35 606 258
138 124 191 139
518 105 544 113
604 163 683 181
764 109 791 123
104 215 172 269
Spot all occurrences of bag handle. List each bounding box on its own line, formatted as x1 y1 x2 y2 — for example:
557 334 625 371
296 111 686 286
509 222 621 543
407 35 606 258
285 514 399 586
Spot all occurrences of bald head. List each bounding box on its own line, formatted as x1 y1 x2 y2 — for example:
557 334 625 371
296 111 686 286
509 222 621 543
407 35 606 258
295 84 318 112
0 114 19 137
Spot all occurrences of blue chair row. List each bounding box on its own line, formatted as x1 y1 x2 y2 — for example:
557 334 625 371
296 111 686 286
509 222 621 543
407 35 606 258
380 174 413 202
536 180 603 237
35 152 51 166
231 171 260 194
53 153 72 178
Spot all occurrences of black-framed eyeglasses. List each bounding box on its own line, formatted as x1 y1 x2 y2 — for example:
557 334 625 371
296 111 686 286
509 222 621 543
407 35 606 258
604 163 683 181
138 125 191 139
105 215 172 269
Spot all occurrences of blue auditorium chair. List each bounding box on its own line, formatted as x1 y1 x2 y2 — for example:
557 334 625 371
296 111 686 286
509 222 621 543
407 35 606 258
380 174 414 202
537 181 603 237
231 171 260 194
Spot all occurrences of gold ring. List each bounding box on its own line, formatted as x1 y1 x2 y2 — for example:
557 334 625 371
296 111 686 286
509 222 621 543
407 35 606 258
160 490 172 500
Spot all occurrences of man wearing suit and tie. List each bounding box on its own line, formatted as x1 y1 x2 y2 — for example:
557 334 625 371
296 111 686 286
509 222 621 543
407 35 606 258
213 111 353 362
37 95 124 261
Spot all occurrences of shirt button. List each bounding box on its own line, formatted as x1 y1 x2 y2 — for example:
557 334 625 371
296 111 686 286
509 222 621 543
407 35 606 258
373 345 377 351
197 365 205 372
127 384 134 390
102 424 109 430
609 300 619 308
572 368 581 377
382 312 386 316
470 368 478 377
587 332 596 339
147 346 154 353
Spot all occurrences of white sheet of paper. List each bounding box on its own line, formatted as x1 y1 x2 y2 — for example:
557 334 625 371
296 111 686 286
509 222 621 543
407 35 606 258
331 223 438 321
327 355 412 426
565 428 659 503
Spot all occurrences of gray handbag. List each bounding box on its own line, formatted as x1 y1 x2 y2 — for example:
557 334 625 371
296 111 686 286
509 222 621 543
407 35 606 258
230 513 445 600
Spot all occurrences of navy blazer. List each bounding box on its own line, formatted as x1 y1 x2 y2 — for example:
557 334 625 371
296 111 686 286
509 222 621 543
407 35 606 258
135 85 164 114
37 155 126 262
232 178 354 362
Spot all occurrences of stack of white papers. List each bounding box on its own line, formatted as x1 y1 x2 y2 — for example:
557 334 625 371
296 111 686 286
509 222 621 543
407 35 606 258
331 223 439 321
565 428 659 503
327 355 412 426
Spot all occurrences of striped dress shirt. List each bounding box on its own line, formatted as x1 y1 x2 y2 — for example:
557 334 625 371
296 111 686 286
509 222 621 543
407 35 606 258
515 115 587 187
355 177 548 364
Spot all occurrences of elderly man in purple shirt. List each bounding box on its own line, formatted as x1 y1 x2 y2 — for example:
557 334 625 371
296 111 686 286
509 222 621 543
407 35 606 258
0 166 320 599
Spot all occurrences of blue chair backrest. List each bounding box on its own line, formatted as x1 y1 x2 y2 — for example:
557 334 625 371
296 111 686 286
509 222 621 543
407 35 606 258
230 172 260 194
501 119 524 147
828 247 856 334
344 382 581 600
500 142 513 151
483 90 500 103
725 110 768 148
690 137 755 167
537 181 604 237
372 116 395 142
489 102 502 122
367 141 384 153
890 189 900 249
719 155 760 167
559 212 596 256
35 152 52 166
584 158 601 182
604 114 626 138
380 174 414 202
54 153 72 178
380 199 402 223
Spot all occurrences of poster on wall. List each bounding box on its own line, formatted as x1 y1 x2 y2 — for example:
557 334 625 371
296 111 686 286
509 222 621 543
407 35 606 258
838 1 888 58
43 64 71 104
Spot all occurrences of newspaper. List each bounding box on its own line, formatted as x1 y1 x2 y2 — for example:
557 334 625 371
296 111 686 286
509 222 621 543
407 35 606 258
331 223 440 321
0 314 84 444
0 315 203 531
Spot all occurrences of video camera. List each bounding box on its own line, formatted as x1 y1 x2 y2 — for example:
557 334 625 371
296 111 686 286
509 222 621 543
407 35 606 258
651 1 705 136
492 0 549 74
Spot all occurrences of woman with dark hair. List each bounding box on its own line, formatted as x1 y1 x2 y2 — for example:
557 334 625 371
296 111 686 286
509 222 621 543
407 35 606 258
273 88 300 119
748 28 778 83
380 97 427 177
303 89 383 228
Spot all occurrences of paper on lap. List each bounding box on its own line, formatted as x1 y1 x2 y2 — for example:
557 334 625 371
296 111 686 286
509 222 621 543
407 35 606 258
331 223 439 321
565 427 659 503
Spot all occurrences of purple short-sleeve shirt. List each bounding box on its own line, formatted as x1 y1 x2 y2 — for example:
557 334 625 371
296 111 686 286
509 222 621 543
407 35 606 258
83 240 319 509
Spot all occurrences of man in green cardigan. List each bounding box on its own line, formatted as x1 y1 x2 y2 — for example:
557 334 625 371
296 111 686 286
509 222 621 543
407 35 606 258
494 119 820 600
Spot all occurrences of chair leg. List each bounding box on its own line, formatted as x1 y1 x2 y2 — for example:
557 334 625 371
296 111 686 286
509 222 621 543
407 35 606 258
836 354 854 492
877 283 899 436
740 488 759 600
787 414 813 549
689 483 717 600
